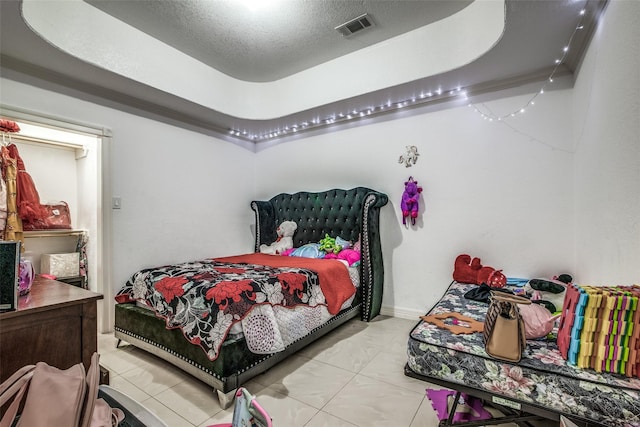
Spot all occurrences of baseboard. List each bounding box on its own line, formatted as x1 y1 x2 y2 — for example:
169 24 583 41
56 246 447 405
380 305 424 320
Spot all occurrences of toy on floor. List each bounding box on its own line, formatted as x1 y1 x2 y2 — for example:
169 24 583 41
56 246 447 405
207 387 272 427
400 176 422 226
426 389 492 423
452 254 506 288
259 221 297 255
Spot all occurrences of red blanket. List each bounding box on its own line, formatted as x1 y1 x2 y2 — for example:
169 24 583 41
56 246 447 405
215 253 356 314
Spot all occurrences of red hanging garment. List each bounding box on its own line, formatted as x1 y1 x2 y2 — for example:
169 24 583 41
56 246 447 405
6 144 45 223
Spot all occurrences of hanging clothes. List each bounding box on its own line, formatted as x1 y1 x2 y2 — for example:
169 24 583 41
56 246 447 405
1 145 24 247
0 160 7 234
7 144 44 223
76 231 89 289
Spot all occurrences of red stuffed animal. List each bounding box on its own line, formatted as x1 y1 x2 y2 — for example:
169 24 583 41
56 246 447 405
453 254 507 288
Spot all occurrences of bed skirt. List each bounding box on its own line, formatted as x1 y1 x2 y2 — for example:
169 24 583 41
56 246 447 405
115 302 360 393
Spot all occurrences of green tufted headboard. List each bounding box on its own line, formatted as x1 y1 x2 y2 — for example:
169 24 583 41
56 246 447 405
251 188 388 321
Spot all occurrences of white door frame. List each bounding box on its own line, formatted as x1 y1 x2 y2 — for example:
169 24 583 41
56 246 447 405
0 106 113 332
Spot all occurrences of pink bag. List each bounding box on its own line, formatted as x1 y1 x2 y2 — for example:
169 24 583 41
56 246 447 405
0 352 124 427
519 302 561 339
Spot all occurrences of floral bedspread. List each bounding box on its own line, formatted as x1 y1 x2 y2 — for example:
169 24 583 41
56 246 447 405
407 282 640 427
116 257 334 361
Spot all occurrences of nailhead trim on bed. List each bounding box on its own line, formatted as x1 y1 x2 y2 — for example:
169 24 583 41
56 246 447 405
361 193 375 321
251 188 387 321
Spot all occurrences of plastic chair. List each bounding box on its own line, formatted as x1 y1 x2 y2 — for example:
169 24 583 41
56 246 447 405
208 387 272 427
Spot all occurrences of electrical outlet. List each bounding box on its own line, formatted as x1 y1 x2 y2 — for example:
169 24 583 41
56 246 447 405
112 197 122 209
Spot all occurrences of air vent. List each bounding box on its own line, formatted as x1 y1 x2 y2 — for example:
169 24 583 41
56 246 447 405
335 13 374 37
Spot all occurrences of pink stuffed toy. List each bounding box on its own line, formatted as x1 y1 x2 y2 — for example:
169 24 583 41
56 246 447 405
401 177 423 225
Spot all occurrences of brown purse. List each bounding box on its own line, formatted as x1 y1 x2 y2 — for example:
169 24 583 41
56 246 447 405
483 292 531 362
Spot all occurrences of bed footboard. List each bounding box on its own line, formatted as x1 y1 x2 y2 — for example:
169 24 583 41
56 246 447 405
114 302 361 401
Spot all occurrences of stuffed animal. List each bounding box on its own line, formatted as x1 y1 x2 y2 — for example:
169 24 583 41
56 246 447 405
452 254 507 288
398 145 420 168
523 275 572 313
259 221 297 255
318 234 342 254
401 177 423 225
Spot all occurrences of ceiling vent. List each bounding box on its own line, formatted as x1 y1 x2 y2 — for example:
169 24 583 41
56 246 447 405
335 13 374 37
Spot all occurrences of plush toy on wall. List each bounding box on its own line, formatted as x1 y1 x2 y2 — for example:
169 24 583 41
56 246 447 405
259 221 297 255
453 254 507 288
398 145 420 168
401 176 423 226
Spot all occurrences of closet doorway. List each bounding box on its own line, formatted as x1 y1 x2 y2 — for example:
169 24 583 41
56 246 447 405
2 107 113 332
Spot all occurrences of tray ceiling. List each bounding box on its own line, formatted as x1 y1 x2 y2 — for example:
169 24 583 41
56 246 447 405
0 0 607 146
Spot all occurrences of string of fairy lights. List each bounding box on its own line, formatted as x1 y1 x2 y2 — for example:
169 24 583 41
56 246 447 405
228 7 589 142
470 8 587 122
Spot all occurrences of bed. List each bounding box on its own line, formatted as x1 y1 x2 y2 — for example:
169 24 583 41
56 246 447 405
113 187 388 407
405 281 640 427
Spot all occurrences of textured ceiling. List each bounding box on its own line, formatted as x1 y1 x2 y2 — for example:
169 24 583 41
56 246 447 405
0 0 607 145
85 0 473 82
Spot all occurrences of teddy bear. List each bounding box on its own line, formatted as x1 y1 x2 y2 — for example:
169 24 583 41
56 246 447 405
259 221 297 255
401 177 423 225
453 254 507 288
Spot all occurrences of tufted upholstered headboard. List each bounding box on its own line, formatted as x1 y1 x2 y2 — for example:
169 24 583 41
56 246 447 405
250 188 388 321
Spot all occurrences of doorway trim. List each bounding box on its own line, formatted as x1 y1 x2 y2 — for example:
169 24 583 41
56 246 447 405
1 105 113 332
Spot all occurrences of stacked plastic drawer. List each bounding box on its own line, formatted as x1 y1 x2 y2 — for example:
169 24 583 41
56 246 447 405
557 283 640 377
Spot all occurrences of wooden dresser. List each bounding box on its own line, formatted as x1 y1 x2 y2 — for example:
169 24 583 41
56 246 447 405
0 276 103 382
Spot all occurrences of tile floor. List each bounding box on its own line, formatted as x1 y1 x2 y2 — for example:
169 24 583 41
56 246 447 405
98 315 554 427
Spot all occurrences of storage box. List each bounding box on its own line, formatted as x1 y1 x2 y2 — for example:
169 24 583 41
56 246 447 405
41 253 79 278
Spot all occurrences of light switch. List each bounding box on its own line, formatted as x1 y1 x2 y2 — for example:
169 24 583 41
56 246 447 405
112 197 122 209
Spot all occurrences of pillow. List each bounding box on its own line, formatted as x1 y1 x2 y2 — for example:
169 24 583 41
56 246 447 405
352 238 361 253
289 243 325 259
336 249 360 266
335 236 351 250
281 248 295 256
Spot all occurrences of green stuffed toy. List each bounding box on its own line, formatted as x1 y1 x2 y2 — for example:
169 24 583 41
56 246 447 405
318 234 342 254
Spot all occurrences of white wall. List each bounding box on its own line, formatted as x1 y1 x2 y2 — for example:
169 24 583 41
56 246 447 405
0 79 576 319
1 0 636 323
573 0 640 285
0 78 257 296
254 88 575 315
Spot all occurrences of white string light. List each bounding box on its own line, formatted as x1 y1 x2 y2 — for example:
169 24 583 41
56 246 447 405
468 8 587 122
229 7 589 141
